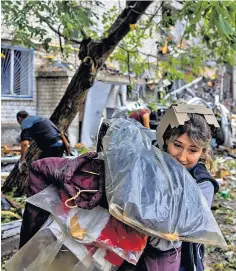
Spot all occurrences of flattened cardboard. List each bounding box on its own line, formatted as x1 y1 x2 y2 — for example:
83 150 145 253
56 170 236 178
204 114 219 127
156 104 220 150
174 104 214 115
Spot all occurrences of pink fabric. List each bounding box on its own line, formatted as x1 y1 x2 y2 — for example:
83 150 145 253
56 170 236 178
129 109 149 125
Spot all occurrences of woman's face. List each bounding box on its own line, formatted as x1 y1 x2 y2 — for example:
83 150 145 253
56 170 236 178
167 133 204 169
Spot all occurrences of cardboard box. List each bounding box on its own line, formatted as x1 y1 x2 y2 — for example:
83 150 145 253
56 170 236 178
156 104 220 150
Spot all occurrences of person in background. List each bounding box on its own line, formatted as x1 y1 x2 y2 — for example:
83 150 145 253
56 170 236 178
16 111 69 171
129 108 151 128
133 112 219 271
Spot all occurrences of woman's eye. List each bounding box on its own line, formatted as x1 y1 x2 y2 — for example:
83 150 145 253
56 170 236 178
189 149 197 153
174 143 181 148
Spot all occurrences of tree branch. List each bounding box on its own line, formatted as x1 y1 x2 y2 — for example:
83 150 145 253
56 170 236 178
47 22 82 44
58 24 64 55
118 44 159 60
127 50 132 85
107 1 153 39
80 29 87 38
179 22 187 48
146 3 162 25
77 1 153 68
120 3 161 54
33 8 83 44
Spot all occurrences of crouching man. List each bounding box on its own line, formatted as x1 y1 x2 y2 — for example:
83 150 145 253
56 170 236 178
16 111 69 171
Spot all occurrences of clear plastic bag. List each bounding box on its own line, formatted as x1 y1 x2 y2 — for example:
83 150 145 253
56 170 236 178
27 185 146 264
5 218 65 271
103 118 227 247
67 207 110 243
5 215 118 271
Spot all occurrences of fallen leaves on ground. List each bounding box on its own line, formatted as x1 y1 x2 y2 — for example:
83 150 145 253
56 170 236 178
205 155 236 271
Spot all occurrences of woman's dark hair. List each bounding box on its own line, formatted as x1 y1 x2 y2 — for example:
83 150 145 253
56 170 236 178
16 111 29 121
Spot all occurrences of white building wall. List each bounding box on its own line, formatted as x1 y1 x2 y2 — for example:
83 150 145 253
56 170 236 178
1 100 37 124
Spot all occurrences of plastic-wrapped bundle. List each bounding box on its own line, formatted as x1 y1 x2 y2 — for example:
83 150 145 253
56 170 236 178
26 185 146 265
5 192 120 271
103 118 226 247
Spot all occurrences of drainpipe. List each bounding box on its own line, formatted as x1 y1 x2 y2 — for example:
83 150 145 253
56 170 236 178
219 66 225 102
119 85 127 106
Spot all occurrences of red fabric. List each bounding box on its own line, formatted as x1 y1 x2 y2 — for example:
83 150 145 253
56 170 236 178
94 216 147 265
129 111 142 123
139 108 149 118
98 217 147 251
129 109 149 125
104 250 124 266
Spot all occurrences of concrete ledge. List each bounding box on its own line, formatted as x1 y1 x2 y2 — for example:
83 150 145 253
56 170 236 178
97 71 146 85
36 70 69 78
36 70 146 85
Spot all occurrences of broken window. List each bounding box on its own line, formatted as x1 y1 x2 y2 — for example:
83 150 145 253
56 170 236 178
1 45 34 97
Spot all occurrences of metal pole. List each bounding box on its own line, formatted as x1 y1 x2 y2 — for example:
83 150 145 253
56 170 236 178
219 66 225 102
165 77 203 99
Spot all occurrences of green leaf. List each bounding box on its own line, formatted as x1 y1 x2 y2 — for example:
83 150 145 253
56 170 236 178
227 6 236 26
218 14 234 37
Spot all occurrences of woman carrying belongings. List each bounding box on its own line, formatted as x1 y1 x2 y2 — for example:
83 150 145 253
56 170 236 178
132 104 220 271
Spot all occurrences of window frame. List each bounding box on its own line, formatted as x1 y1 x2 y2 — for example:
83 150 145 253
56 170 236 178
1 44 34 100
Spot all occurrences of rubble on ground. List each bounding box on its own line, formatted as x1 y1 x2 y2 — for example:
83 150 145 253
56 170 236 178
205 155 236 271
1 145 21 158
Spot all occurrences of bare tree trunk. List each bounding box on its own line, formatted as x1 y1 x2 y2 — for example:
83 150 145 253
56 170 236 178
2 1 153 196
